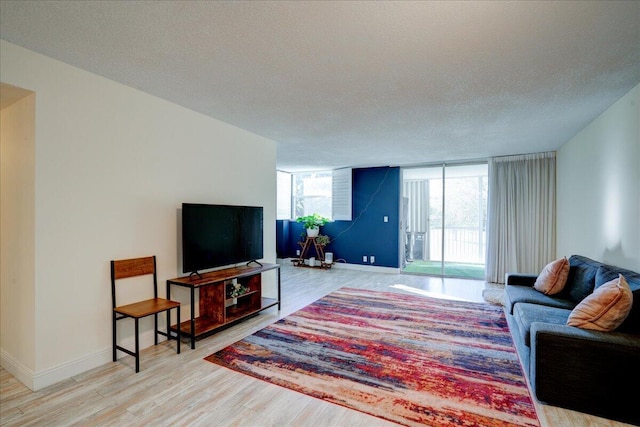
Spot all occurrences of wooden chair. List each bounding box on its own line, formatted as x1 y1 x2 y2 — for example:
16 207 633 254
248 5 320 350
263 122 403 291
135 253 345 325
111 255 180 372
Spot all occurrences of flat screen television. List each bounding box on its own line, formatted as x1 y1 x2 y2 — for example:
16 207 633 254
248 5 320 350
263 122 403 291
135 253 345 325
181 203 263 275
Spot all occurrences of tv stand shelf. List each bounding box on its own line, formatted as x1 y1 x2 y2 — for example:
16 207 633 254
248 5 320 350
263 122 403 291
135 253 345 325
166 263 281 349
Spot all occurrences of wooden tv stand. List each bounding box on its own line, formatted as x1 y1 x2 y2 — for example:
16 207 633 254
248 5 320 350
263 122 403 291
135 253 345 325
166 263 281 349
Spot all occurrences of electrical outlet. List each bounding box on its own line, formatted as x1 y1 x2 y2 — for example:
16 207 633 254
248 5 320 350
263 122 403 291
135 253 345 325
370 256 375 264
362 255 367 263
383 216 388 222
296 249 300 256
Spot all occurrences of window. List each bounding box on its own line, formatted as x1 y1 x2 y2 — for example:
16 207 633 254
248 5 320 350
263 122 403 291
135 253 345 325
293 171 332 219
277 169 352 221
332 167 352 221
276 171 292 220
402 163 487 279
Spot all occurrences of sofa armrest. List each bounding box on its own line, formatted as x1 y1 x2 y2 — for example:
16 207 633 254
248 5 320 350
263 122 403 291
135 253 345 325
530 322 640 424
505 273 538 287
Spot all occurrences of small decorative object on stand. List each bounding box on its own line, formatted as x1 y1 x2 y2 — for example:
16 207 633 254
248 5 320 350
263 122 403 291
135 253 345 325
227 282 249 298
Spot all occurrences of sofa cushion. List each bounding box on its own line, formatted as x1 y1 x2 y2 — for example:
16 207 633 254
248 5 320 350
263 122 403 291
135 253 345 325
567 274 633 331
513 303 572 346
505 284 575 315
596 266 640 334
534 257 569 295
559 255 601 303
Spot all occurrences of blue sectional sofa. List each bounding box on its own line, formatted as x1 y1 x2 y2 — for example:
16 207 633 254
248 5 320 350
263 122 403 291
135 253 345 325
504 255 640 425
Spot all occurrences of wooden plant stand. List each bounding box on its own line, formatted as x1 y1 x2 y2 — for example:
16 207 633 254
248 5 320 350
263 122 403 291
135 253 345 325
291 237 332 269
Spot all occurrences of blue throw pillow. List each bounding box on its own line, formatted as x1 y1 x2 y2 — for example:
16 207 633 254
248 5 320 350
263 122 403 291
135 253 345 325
561 255 601 303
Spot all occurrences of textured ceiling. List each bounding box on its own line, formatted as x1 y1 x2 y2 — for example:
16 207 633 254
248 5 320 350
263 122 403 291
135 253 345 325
1 1 639 172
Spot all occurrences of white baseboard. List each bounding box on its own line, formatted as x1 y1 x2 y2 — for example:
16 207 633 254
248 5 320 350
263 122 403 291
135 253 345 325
0 348 35 390
1 329 163 391
277 258 399 274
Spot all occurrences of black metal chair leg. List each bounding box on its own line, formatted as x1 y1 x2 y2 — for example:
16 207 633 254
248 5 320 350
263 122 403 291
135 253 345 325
176 306 181 354
112 313 117 362
135 318 140 373
166 308 170 346
154 313 158 345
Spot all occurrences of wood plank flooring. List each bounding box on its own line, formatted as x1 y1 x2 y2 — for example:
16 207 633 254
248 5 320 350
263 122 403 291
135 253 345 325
0 262 632 426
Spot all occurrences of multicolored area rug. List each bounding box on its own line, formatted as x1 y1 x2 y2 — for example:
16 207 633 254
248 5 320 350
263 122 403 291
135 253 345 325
205 287 539 427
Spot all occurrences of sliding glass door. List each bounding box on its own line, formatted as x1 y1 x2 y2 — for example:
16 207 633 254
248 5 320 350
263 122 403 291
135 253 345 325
402 163 487 279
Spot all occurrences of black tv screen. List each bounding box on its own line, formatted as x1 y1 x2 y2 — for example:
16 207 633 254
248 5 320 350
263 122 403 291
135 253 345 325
181 203 263 273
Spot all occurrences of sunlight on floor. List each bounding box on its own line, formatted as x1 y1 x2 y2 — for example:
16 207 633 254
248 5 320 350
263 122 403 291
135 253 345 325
390 283 474 302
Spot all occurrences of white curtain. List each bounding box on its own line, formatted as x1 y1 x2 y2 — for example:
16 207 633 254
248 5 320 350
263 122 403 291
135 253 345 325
485 152 556 283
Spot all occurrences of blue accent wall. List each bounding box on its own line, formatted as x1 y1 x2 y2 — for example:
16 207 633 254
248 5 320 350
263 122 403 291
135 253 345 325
276 166 401 268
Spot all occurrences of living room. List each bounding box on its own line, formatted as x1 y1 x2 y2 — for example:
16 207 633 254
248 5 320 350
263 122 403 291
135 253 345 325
1 2 639 426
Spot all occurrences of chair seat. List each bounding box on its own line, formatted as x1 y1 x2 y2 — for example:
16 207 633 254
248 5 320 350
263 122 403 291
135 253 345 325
115 298 180 318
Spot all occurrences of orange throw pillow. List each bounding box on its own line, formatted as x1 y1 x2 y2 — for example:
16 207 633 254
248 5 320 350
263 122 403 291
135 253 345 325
567 274 633 331
534 257 569 295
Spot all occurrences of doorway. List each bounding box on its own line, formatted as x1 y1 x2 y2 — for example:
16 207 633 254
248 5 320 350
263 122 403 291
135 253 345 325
402 163 488 279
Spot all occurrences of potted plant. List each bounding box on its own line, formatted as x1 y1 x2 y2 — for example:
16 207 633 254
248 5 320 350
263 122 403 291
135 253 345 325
315 234 330 246
296 213 330 237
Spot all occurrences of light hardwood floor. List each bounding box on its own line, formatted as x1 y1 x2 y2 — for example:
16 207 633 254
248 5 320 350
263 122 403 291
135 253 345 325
0 262 632 426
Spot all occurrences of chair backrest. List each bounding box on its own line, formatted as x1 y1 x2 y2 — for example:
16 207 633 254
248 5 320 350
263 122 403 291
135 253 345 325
111 256 158 308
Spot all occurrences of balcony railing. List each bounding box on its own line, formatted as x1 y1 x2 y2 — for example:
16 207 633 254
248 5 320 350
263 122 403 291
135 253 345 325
406 227 486 264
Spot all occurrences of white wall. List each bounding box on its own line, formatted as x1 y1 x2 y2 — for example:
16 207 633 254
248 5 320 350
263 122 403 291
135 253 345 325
557 83 640 271
0 89 36 376
0 40 277 389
